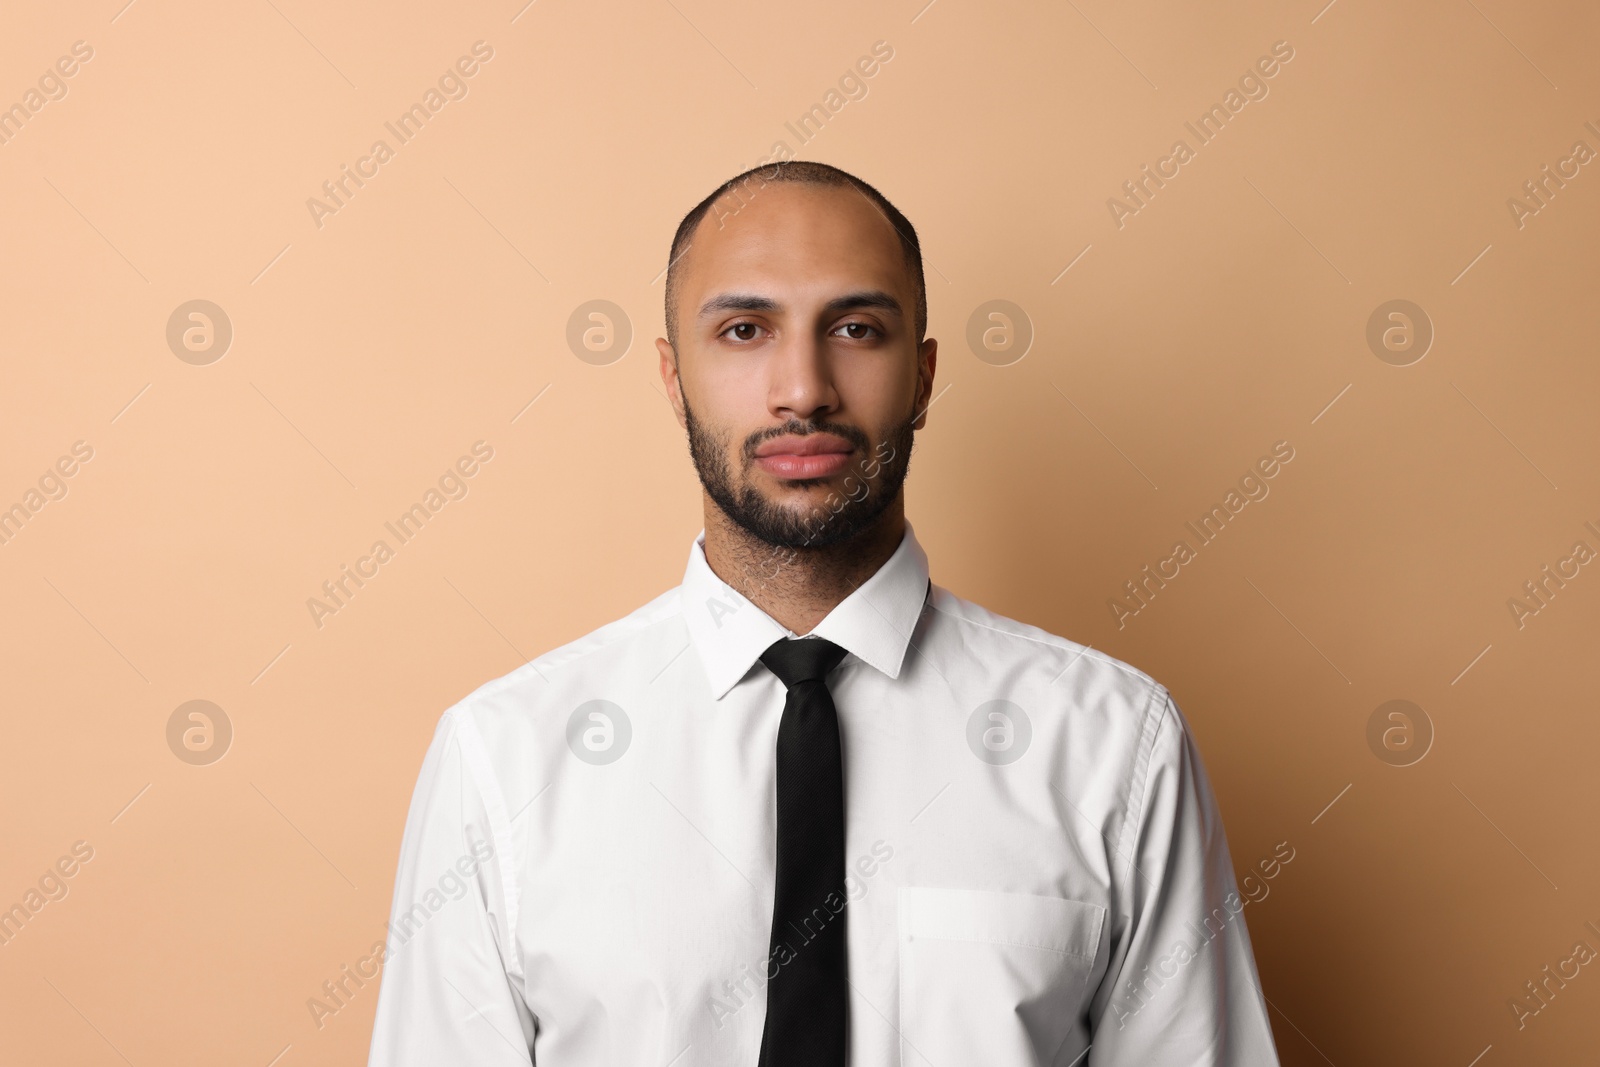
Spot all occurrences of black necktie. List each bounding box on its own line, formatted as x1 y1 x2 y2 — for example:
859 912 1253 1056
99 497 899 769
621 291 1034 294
757 636 851 1067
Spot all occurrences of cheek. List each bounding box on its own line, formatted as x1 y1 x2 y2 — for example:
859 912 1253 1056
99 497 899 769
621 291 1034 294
690 361 771 422
681 371 744 434
836 354 919 424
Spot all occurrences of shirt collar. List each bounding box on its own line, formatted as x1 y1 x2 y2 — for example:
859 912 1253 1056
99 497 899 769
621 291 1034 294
680 520 932 700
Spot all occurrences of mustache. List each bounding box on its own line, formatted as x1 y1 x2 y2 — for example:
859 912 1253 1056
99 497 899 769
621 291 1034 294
743 420 870 463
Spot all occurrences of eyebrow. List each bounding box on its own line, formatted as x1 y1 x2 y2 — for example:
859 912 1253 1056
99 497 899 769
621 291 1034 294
696 289 905 322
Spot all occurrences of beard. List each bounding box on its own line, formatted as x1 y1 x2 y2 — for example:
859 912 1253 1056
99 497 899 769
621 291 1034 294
682 391 916 552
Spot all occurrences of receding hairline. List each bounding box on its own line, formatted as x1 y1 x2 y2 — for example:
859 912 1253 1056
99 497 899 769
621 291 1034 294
663 161 927 351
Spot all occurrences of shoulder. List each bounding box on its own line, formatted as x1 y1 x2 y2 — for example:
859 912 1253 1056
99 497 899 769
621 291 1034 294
927 583 1168 714
926 583 1176 816
442 583 686 744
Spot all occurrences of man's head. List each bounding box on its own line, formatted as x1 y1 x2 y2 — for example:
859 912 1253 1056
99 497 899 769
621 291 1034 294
657 161 937 553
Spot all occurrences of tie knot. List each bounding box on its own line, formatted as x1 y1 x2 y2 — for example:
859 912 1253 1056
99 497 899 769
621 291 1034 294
760 636 848 690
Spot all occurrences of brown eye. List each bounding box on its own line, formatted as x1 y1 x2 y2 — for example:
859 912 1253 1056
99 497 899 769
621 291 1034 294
837 322 879 340
724 323 760 342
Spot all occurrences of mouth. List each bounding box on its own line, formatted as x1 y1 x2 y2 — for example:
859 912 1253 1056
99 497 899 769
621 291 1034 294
753 433 855 480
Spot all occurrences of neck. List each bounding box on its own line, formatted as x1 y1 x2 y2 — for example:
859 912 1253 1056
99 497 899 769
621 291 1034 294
701 498 906 636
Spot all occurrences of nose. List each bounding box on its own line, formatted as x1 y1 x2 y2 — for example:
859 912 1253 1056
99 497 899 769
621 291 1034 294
766 331 839 423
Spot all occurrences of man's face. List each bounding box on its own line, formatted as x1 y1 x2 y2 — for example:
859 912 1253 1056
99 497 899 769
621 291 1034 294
657 182 936 551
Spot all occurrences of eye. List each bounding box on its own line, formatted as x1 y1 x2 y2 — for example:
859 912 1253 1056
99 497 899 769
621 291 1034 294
720 322 763 342
835 322 880 341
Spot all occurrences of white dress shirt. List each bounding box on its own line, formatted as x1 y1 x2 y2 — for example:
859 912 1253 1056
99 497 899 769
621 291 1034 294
367 520 1280 1066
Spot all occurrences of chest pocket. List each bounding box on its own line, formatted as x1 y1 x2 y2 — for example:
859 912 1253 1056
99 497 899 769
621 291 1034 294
897 887 1105 1066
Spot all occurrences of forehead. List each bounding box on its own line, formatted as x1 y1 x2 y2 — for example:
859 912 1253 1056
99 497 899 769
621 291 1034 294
680 182 909 307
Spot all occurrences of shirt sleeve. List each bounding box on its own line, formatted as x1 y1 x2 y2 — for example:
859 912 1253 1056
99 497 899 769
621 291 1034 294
367 705 535 1065
1087 690 1280 1065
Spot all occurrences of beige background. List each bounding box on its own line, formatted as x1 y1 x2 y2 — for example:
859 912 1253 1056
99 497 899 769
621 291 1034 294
2 0 1597 1064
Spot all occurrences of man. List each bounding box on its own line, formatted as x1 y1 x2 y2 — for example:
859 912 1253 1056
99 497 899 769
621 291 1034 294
367 160 1280 1065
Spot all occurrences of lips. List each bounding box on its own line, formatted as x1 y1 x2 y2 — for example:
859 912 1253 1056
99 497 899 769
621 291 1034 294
753 433 855 479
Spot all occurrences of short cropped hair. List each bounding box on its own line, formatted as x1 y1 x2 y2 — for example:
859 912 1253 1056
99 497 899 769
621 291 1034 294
663 160 927 352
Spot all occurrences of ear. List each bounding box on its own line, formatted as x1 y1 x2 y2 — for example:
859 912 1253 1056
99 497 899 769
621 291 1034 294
657 337 688 430
912 337 937 430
